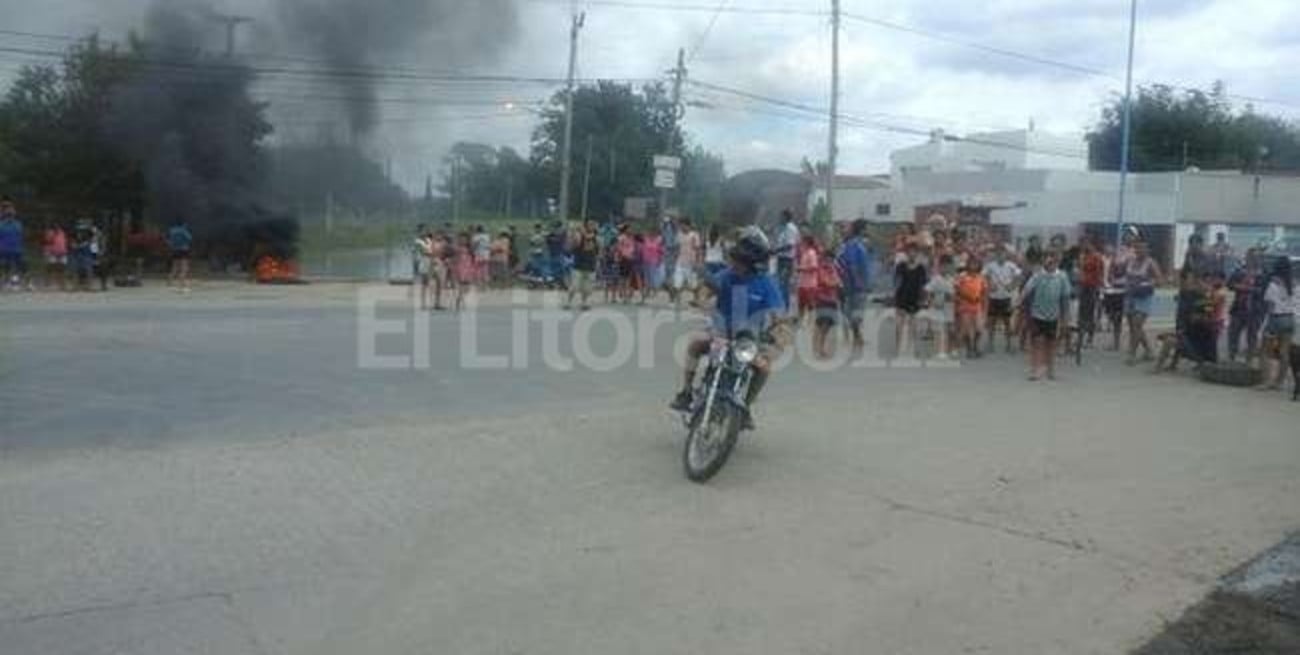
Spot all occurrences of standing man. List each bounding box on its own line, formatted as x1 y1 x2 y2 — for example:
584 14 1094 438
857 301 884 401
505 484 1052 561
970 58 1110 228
1210 232 1234 276
506 225 520 274
1022 251 1072 381
774 209 800 310
167 219 194 292
982 246 1021 354
0 198 28 291
471 225 491 290
1183 233 1211 279
566 219 599 311
837 218 873 354
674 218 702 307
1227 248 1263 362
410 223 427 285
661 214 680 302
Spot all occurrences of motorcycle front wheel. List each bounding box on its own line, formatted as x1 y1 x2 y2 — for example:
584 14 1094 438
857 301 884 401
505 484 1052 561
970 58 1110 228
683 401 742 483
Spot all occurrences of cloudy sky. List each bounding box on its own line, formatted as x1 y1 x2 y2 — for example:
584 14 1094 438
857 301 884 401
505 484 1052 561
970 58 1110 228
2 0 1298 191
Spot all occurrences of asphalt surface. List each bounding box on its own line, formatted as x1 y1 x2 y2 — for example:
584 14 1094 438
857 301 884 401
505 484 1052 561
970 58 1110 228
1 283 1297 655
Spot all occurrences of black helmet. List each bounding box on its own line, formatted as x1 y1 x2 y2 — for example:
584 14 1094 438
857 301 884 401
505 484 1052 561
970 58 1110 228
730 226 771 268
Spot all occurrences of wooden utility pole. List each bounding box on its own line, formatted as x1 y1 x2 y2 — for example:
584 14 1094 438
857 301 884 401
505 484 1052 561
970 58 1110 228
827 0 841 226
207 12 253 57
451 156 461 223
581 135 594 221
659 48 687 218
557 11 585 222
505 175 514 220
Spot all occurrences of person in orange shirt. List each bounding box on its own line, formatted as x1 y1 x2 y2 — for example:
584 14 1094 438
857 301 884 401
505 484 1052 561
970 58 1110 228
1077 239 1106 348
954 257 988 358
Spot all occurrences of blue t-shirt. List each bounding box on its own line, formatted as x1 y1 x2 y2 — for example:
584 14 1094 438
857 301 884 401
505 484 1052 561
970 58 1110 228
167 225 193 252
0 217 23 254
837 237 873 294
710 268 786 334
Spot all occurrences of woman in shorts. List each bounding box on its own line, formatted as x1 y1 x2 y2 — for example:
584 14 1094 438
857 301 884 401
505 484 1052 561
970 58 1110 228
1123 241 1161 365
1258 257 1295 391
893 243 929 358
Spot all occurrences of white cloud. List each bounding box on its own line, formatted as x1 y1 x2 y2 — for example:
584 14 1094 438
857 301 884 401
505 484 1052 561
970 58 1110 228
3 0 1298 189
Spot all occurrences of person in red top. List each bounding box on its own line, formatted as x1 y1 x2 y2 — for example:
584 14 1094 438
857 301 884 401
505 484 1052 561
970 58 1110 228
42 221 69 291
796 234 821 323
954 258 988 358
811 254 842 359
1077 239 1105 348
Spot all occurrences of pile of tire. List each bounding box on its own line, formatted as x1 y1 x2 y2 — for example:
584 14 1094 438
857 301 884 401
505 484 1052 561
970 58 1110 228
1198 361 1262 387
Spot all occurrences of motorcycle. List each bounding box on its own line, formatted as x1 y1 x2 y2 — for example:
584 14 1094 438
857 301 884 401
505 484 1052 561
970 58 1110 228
678 331 761 483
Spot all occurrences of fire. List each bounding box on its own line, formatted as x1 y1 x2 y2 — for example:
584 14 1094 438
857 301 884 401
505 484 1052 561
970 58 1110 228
254 256 302 284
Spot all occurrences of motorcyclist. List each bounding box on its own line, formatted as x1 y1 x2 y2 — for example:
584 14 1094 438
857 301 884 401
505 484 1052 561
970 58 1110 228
670 227 788 430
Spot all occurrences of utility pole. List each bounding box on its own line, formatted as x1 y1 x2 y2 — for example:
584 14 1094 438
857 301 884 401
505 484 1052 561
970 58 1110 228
826 0 841 228
505 175 514 221
207 12 253 57
581 135 594 221
659 47 687 218
557 11 585 223
452 156 461 223
1115 0 1138 246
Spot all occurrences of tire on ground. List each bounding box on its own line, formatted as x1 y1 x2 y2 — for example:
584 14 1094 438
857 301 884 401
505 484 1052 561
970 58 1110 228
1198 362 1261 387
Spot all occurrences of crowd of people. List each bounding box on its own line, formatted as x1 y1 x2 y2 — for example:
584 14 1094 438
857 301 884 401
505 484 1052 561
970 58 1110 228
878 215 1298 393
0 197 126 293
403 211 1298 396
408 216 740 313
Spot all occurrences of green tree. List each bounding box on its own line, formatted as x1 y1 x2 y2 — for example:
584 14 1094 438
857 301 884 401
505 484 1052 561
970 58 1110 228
1088 83 1300 172
0 37 140 214
531 81 681 221
441 142 540 220
678 145 725 222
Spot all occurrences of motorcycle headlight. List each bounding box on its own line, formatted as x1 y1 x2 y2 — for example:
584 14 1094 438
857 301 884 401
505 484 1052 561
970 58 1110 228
733 339 759 365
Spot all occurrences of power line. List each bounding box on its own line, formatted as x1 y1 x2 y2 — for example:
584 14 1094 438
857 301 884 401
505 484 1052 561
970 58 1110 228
688 78 1091 160
523 0 822 17
843 12 1110 78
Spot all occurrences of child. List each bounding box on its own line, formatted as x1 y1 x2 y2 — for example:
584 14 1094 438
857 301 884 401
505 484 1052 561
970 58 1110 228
1022 251 1071 381
922 256 956 360
954 258 988 358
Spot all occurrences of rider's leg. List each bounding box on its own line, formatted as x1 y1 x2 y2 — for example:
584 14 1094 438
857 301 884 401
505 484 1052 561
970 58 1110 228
678 337 710 396
745 356 771 406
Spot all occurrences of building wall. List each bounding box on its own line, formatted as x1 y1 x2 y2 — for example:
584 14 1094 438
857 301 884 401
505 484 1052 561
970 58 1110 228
888 129 1087 179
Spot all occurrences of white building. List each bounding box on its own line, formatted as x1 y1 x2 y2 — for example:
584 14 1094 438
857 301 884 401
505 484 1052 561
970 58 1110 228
820 129 1300 266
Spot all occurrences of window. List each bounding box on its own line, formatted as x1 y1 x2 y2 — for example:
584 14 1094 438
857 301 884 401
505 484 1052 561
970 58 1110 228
875 203 891 217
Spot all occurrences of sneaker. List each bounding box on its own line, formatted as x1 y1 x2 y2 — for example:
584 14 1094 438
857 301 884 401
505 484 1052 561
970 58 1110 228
670 391 693 412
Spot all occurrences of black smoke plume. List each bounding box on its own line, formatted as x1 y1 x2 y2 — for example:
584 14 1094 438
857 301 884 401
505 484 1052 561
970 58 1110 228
273 0 520 136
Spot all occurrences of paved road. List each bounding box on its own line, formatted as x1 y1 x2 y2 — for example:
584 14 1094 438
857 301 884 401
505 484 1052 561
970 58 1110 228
1 283 1296 655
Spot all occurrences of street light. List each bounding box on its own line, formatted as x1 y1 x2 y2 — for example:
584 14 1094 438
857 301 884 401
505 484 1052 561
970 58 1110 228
1115 0 1138 247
